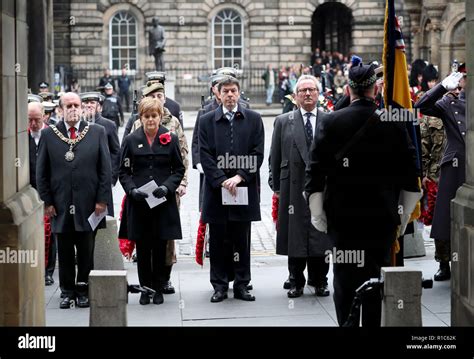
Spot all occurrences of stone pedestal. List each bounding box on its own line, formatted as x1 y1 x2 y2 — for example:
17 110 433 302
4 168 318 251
403 222 426 258
89 270 127 326
381 267 422 326
94 217 124 271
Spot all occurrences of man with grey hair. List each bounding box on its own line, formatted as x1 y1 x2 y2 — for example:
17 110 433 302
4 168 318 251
199 77 264 303
270 75 332 298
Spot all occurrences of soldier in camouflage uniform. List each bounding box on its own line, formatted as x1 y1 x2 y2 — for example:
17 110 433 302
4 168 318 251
418 65 448 266
131 82 189 293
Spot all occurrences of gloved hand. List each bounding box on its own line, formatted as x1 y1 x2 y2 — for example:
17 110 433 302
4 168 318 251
398 189 423 235
196 163 204 174
308 192 327 233
130 188 148 201
152 185 168 199
441 72 463 91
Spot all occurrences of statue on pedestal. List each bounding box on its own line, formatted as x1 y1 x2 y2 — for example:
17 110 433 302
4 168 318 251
148 17 166 71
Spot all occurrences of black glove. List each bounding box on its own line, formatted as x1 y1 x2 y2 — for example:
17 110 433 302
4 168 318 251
130 188 148 201
152 185 168 199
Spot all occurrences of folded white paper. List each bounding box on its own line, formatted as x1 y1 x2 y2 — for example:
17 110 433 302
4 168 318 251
88 208 108 231
138 180 167 209
221 187 248 205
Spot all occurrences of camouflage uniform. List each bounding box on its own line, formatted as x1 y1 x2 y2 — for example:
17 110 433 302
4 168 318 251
418 95 448 262
132 106 189 265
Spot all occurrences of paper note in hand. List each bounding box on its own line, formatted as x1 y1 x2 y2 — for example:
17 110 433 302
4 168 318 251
138 180 167 209
221 187 248 205
88 207 108 231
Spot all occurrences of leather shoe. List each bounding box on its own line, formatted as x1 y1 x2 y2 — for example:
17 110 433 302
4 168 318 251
434 262 451 281
211 291 228 303
246 283 253 291
234 289 255 301
152 291 164 305
283 278 291 290
45 275 54 286
76 295 89 308
162 281 175 294
287 287 304 298
315 284 330 297
139 292 150 305
60 296 75 309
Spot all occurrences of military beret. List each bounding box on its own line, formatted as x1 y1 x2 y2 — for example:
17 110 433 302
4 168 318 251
104 82 113 89
39 81 49 89
43 101 57 113
80 92 102 102
348 56 377 89
142 82 165 97
145 71 166 85
28 94 43 103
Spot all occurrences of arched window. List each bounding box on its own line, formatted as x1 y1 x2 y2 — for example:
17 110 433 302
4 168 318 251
109 11 137 70
212 9 244 69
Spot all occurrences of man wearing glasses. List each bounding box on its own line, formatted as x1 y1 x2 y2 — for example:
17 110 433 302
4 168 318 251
270 75 332 299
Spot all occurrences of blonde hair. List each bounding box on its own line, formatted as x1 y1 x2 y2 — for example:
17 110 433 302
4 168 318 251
138 97 163 118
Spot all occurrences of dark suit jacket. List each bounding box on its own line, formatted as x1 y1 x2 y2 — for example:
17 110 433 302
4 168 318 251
305 99 419 243
95 114 120 186
36 121 112 233
119 126 185 241
199 104 264 224
29 131 39 189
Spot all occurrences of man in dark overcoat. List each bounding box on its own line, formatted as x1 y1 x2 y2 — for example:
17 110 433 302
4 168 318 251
305 62 420 326
199 77 264 303
36 92 112 309
415 66 467 281
271 75 333 298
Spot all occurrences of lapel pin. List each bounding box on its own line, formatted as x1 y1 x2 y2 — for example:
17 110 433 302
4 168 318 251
138 144 143 148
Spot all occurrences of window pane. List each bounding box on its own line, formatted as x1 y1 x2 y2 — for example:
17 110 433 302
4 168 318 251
120 23 127 35
234 49 242 58
130 49 136 58
224 23 232 35
224 59 232 67
112 49 119 59
129 36 136 46
224 36 232 46
129 25 136 35
112 24 119 36
224 48 232 57
234 36 241 46
214 35 222 46
214 48 222 58
130 60 136 70
112 36 118 46
120 49 128 59
234 23 241 35
113 60 119 70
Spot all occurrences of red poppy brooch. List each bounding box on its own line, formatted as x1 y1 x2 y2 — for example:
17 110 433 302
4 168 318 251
159 132 171 145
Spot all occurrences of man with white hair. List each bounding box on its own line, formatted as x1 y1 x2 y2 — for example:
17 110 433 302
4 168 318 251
270 75 332 298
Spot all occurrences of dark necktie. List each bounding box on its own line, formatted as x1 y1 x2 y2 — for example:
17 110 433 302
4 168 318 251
226 111 234 152
69 127 77 139
305 112 313 146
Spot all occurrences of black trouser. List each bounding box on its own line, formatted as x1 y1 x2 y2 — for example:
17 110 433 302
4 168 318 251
288 256 329 289
136 239 167 292
45 234 57 277
120 91 130 112
57 231 95 297
333 246 391 327
163 264 172 283
209 221 251 292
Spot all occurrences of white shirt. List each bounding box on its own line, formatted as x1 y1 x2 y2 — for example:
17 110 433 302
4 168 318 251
300 108 317 135
64 121 81 138
222 105 239 120
30 123 47 146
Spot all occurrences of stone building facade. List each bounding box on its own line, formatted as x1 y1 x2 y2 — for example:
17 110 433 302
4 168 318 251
52 0 465 103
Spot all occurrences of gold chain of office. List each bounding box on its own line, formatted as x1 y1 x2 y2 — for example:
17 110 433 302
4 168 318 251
50 124 90 162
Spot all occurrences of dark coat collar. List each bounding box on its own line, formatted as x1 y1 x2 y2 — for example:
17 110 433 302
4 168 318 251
214 104 246 122
135 125 170 152
56 120 87 137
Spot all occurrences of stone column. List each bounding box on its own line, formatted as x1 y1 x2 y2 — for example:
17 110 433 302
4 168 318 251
0 0 46 326
451 0 474 326
428 20 443 68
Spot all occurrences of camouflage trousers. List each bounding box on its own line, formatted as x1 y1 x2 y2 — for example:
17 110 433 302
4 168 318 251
165 192 181 266
434 239 451 262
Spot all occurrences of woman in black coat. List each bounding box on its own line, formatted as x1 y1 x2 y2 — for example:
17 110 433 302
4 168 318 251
119 97 184 305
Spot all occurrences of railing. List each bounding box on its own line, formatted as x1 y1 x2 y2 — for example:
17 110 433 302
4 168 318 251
57 65 270 109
